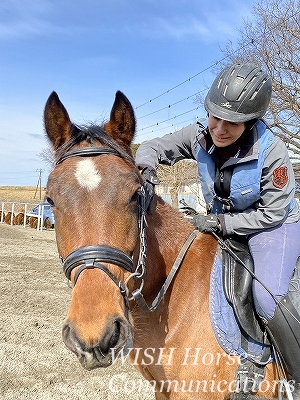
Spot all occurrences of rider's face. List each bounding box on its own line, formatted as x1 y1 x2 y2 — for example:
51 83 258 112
208 114 245 147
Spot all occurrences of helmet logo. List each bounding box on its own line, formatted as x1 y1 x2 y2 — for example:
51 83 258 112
220 102 232 109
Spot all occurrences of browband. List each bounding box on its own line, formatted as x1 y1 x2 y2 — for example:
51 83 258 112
56 147 122 165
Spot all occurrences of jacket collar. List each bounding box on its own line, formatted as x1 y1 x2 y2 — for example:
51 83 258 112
198 120 266 168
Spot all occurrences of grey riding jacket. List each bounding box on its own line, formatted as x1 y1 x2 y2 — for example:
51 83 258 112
135 121 300 236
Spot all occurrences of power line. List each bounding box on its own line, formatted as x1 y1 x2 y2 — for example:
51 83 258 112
134 59 226 110
2 171 40 175
136 116 206 138
134 40 255 111
135 6 300 131
134 41 256 135
136 106 201 132
137 90 205 120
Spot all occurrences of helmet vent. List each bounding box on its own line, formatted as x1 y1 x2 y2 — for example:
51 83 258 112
230 67 237 76
249 75 257 84
223 83 229 96
250 90 259 100
249 77 267 100
236 88 247 101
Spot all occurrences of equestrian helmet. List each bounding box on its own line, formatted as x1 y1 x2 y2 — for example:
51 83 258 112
204 63 272 123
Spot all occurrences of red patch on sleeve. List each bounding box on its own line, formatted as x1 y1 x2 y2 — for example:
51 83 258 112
272 166 288 189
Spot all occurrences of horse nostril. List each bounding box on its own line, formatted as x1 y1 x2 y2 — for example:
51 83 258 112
62 319 122 355
61 317 132 369
106 320 121 350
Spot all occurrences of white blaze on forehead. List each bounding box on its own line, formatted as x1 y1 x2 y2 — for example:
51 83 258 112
75 159 101 190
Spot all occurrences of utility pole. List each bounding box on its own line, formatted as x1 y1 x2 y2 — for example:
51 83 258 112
34 169 44 200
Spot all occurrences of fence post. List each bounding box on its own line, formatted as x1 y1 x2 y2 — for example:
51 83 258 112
23 204 27 228
10 203 15 225
37 204 42 231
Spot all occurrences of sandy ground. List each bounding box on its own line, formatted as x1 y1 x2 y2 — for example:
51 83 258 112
0 223 155 400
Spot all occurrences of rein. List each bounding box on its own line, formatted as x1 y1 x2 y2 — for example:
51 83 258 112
132 229 199 312
57 145 198 313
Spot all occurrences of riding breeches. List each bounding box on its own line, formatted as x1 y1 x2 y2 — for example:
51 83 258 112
248 219 300 320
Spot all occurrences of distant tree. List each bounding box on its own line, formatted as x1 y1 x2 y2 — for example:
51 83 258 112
131 143 140 158
157 160 199 208
38 148 54 167
217 0 300 160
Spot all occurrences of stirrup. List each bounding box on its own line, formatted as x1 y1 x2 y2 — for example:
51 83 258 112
234 358 265 394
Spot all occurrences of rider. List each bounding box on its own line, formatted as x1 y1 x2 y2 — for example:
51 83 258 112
135 63 300 397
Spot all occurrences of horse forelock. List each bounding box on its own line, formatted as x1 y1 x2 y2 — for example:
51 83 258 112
54 123 135 165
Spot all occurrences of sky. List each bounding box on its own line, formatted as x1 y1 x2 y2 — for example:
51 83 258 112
0 0 257 186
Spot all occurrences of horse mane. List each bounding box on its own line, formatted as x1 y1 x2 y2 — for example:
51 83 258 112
55 123 135 164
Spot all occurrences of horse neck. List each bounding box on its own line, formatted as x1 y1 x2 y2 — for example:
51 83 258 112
141 197 218 298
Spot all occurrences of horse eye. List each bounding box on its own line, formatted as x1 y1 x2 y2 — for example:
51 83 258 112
46 197 55 206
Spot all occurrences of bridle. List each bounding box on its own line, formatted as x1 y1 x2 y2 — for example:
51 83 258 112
57 146 148 309
57 145 198 313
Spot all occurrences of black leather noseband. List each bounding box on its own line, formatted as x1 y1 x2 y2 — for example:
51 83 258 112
63 245 134 285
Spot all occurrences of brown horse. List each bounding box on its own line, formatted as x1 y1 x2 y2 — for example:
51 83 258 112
4 211 14 225
14 212 25 225
29 216 38 229
44 91 280 399
0 211 5 223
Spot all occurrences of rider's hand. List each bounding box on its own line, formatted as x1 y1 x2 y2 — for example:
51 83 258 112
139 165 160 214
190 214 221 234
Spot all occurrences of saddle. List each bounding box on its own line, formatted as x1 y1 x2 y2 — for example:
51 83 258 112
215 235 300 397
221 235 268 345
221 235 300 345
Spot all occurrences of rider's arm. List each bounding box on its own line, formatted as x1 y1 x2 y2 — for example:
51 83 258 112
135 123 199 170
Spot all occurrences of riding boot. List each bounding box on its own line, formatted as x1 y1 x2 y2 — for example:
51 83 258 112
264 295 300 399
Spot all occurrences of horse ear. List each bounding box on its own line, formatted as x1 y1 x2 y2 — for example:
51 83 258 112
44 91 72 150
104 91 136 153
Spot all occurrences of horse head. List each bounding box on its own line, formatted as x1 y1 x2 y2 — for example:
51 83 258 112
44 91 143 370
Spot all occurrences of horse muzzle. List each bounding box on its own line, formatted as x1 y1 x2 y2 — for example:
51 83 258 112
62 317 133 369
60 245 137 369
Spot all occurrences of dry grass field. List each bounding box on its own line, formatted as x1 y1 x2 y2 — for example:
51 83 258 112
0 186 47 204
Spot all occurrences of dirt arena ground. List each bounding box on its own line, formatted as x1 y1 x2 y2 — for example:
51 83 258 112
0 223 155 400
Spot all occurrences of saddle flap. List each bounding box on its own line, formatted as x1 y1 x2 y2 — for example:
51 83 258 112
221 236 267 344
